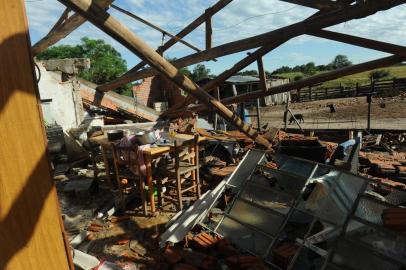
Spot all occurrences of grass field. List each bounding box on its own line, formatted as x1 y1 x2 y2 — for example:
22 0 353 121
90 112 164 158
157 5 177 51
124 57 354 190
273 64 406 88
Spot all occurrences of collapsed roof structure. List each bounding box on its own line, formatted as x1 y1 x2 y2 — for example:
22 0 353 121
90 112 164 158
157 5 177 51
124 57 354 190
31 0 406 148
1 1 406 270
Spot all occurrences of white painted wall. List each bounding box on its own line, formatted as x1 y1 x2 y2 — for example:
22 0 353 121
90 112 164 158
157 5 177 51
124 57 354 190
36 62 83 130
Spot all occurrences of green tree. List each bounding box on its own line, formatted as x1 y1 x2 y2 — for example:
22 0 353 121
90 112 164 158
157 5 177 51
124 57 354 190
294 74 304 81
303 62 317 75
191 64 211 82
37 37 132 96
329 54 352 69
237 70 258 76
369 69 390 81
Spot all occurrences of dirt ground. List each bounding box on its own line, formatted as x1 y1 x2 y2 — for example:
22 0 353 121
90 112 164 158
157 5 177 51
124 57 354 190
255 95 406 130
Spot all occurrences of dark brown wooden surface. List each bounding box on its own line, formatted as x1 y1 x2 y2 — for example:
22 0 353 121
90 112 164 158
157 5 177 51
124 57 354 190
0 1 71 269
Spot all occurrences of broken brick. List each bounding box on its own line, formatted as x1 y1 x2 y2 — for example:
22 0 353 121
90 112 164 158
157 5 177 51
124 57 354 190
191 232 218 250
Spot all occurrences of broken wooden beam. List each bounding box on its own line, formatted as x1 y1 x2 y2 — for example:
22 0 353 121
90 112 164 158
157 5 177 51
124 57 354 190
257 57 267 92
31 0 114 56
162 1 404 116
311 29 406 58
97 0 404 92
205 11 212 50
57 0 272 149
97 0 233 92
111 4 201 53
279 0 343 10
179 55 405 114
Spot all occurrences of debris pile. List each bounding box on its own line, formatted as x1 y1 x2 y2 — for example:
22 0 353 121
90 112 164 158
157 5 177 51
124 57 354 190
161 233 268 270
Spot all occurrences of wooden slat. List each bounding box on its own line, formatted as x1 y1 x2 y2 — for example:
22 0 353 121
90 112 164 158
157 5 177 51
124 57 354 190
0 1 71 269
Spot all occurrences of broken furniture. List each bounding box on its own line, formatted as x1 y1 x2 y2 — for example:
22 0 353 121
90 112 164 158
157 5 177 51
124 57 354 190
111 141 147 215
158 134 201 211
142 133 206 214
89 132 206 214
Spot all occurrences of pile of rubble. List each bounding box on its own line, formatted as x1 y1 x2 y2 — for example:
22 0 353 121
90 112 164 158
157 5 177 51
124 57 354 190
162 232 268 270
360 133 406 188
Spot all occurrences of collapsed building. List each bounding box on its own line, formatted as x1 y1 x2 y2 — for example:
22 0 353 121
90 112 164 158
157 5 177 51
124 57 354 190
1 1 406 270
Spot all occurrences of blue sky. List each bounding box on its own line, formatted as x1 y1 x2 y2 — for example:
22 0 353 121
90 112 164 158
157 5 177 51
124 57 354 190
25 0 406 75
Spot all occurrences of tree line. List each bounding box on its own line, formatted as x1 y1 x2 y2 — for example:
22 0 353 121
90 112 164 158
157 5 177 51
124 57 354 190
37 38 391 96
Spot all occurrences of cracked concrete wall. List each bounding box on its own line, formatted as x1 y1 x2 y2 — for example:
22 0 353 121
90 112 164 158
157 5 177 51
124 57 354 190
36 62 84 130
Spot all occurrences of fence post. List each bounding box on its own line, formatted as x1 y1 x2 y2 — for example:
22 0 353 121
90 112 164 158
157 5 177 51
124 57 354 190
298 88 301 102
355 82 359 96
308 86 312 101
284 96 290 131
367 94 372 131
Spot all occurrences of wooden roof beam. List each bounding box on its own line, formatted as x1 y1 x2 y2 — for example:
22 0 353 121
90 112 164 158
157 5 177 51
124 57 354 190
32 0 114 56
97 0 404 92
57 0 272 149
186 55 406 112
111 4 201 53
311 29 406 58
279 0 342 10
97 0 233 91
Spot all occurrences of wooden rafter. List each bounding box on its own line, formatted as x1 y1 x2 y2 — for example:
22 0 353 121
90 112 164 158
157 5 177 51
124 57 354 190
111 4 201 53
31 0 114 56
96 0 233 91
279 0 343 10
57 0 272 149
185 55 406 113
98 0 404 93
162 0 405 115
311 29 406 57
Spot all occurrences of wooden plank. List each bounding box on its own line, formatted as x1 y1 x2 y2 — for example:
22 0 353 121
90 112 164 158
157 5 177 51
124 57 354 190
182 55 405 113
279 0 343 10
31 0 114 55
0 1 71 269
218 55 406 106
205 11 212 50
111 4 201 52
311 29 406 57
257 57 268 92
97 0 233 92
58 0 272 149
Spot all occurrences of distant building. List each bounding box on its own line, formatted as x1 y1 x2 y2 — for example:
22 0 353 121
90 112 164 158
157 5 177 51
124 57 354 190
219 75 290 106
132 75 290 112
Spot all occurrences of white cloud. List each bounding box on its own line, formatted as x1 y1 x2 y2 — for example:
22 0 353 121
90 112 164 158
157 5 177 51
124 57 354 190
25 0 406 71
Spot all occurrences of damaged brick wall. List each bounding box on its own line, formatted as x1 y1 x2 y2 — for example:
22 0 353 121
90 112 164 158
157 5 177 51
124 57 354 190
132 75 186 109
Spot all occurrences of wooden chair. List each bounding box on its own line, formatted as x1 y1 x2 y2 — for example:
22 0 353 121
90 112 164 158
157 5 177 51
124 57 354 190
159 134 201 211
111 142 147 215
